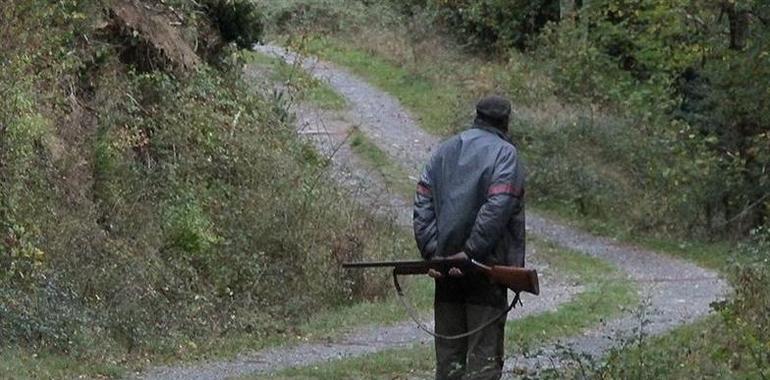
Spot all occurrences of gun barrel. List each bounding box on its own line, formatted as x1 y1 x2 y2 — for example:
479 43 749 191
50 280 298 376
342 260 428 268
343 259 468 268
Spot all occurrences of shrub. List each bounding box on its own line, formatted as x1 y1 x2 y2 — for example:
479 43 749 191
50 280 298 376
0 0 405 361
429 0 560 50
205 0 264 49
722 226 770 374
582 226 769 379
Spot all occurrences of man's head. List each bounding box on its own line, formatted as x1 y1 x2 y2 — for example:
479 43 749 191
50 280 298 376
475 96 511 131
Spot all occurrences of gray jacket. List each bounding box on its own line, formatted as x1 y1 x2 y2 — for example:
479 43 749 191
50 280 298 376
413 121 526 267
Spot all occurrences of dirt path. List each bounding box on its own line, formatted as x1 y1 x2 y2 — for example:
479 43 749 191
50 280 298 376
133 278 578 380
251 44 729 375
131 45 728 379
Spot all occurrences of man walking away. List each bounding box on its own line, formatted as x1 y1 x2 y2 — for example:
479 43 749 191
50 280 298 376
413 96 526 380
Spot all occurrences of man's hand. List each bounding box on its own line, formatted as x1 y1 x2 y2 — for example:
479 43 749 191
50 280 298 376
446 251 466 277
427 252 468 278
427 268 463 277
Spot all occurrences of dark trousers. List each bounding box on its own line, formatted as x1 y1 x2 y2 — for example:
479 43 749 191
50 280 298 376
434 275 508 380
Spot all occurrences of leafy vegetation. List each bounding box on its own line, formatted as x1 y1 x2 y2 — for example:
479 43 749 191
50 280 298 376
204 0 265 49
558 227 770 379
0 0 409 377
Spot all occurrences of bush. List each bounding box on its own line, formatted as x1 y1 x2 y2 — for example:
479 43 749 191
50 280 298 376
722 226 770 374
429 0 560 50
0 0 405 360
523 0 770 236
205 0 264 49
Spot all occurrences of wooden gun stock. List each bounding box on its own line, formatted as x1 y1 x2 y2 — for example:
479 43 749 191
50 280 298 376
481 265 539 295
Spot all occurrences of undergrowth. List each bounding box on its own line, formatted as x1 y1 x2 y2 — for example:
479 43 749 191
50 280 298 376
0 1 409 377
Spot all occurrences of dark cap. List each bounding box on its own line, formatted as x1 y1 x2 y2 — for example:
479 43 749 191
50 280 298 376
476 96 511 124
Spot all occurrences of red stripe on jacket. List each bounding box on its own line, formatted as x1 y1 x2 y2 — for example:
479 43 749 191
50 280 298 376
488 183 523 197
416 182 432 196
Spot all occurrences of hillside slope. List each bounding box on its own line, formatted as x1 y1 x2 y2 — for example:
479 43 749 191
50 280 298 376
0 1 406 377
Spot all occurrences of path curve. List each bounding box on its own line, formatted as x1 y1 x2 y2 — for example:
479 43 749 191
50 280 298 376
131 45 728 379
252 45 729 376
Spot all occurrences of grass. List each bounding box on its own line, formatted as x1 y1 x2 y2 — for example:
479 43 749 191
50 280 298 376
301 37 464 135
533 203 736 272
592 315 755 379
0 349 124 380
294 274 434 341
246 50 347 111
242 239 637 379
158 227 437 358
349 128 416 199
0 228 432 379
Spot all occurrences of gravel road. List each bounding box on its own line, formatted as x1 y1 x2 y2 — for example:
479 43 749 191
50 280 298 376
130 44 728 380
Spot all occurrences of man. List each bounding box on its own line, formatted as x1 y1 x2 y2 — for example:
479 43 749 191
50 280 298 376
413 96 526 380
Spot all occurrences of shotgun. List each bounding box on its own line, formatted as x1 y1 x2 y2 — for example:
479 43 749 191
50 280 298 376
342 257 539 296
342 255 539 339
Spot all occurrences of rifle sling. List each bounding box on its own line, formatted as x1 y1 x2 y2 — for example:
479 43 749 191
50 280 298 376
392 269 521 341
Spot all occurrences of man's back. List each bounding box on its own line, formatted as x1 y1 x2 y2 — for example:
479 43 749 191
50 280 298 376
413 96 526 380
414 124 525 267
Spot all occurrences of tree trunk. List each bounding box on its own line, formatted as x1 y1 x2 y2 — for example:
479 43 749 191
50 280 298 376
561 0 577 21
724 2 750 50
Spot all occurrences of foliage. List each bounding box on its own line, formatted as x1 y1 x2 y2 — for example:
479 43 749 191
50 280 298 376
204 0 264 49
720 226 770 376
428 0 560 50
531 0 770 235
259 0 768 238
259 0 373 35
0 0 408 372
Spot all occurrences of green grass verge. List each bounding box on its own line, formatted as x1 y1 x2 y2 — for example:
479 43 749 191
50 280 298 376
185 275 435 359
243 239 637 379
295 275 434 341
349 128 416 199
532 204 735 272
0 349 124 380
246 51 347 111
302 37 463 135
